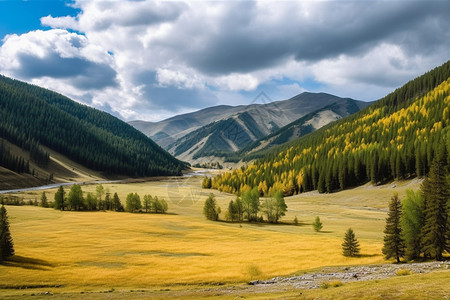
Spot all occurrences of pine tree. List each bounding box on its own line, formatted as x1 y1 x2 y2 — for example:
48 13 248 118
54 185 65 211
342 228 360 257
0 205 14 261
401 189 424 260
40 191 48 208
420 147 449 260
312 216 323 232
382 193 405 263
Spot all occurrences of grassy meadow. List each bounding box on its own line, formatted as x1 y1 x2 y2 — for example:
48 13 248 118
0 174 438 298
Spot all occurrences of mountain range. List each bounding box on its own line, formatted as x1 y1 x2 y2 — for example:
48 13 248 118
130 93 370 164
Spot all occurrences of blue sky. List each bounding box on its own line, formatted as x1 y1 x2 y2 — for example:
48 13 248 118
0 1 79 39
0 0 449 121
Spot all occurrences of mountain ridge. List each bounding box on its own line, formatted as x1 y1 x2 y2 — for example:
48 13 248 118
0 74 186 189
130 92 370 163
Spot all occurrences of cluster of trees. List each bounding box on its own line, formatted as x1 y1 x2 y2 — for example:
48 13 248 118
203 188 287 223
193 162 223 169
202 176 212 189
212 61 450 196
0 75 186 177
382 149 449 262
125 193 168 213
0 204 14 262
54 184 124 212
52 184 169 214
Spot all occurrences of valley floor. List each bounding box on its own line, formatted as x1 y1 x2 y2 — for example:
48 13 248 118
1 174 447 299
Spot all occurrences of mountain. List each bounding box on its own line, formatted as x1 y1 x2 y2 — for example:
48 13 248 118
0 75 186 189
226 99 368 162
131 93 369 163
212 60 450 195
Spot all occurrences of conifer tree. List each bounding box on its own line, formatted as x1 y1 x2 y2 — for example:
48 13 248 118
54 185 65 211
420 147 449 260
313 216 323 232
0 205 14 261
342 228 360 257
40 191 48 208
401 189 424 260
382 193 405 263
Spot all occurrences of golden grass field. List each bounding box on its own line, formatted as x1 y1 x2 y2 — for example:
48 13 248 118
1 174 447 299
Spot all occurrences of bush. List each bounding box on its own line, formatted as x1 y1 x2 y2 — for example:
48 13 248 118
320 280 343 289
396 268 411 276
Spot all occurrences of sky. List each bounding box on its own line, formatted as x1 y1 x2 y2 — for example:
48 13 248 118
0 1 449 122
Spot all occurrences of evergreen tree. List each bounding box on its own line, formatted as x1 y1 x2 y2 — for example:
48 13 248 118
203 193 220 221
382 193 405 263
40 191 48 208
312 216 323 232
112 192 123 212
54 185 65 210
68 184 84 211
0 205 14 261
342 228 360 257
420 147 449 260
227 200 237 222
401 189 424 260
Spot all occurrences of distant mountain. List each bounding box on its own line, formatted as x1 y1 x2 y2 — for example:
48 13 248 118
0 75 185 189
212 60 450 195
131 93 369 163
226 99 367 162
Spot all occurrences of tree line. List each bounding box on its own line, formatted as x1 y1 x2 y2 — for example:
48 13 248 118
383 148 449 262
51 184 169 214
211 60 450 196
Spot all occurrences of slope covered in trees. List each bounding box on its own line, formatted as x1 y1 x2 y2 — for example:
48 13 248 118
0 75 186 179
212 60 450 195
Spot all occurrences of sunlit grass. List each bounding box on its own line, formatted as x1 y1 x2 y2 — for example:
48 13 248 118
0 176 423 296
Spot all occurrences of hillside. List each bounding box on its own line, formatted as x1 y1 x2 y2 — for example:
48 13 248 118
0 75 186 189
132 93 368 163
212 60 450 195
226 99 368 162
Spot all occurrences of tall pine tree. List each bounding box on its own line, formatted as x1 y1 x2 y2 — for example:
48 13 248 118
382 193 405 263
420 147 449 260
401 189 424 261
0 204 15 261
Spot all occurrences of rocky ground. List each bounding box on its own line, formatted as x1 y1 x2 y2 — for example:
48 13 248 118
247 261 449 291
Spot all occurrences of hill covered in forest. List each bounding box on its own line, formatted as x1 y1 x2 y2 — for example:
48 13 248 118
212 60 450 196
0 75 186 189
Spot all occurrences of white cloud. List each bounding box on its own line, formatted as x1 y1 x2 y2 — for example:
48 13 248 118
0 0 449 121
41 15 79 30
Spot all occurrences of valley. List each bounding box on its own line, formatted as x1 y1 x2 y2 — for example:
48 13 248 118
2 173 448 299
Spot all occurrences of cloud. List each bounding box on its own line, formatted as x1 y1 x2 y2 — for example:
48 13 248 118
0 0 449 121
0 29 117 90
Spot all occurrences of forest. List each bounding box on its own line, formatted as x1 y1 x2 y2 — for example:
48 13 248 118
0 75 186 177
212 60 450 196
